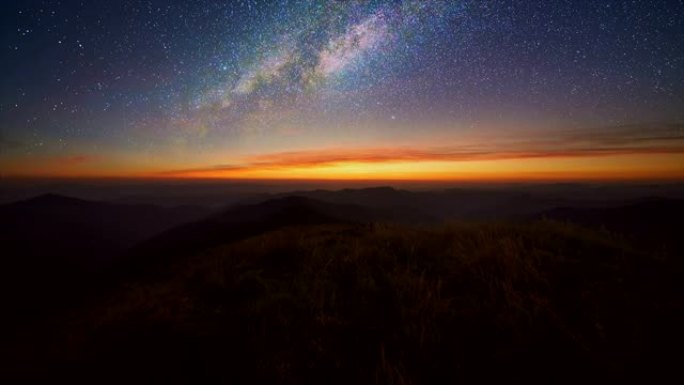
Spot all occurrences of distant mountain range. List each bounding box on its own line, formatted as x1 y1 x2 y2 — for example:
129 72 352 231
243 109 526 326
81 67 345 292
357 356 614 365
0 193 209 268
122 195 430 272
4 189 683 270
538 198 684 255
0 194 209 315
2 188 683 382
2 188 682 317
246 185 684 221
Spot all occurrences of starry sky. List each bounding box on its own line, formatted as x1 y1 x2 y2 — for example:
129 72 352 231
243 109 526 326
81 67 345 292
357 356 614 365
1 0 683 181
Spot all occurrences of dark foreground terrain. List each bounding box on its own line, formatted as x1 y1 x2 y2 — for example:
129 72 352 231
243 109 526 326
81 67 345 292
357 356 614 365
2 188 683 383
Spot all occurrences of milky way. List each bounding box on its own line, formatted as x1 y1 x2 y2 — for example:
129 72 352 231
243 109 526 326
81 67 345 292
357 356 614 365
1 1 683 179
179 1 469 140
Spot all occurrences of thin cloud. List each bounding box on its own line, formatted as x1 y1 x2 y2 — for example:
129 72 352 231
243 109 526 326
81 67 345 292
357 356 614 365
160 123 684 176
162 146 684 176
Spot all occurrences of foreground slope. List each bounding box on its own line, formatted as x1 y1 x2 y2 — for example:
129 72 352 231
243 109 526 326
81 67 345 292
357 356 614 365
10 220 682 383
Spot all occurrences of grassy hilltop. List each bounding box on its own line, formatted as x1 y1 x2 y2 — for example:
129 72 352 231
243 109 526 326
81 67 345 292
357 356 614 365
13 220 680 384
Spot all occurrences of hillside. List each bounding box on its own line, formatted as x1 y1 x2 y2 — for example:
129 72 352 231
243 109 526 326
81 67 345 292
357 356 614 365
260 186 684 221
0 193 209 264
8 220 681 383
126 195 428 266
0 194 210 316
539 198 684 256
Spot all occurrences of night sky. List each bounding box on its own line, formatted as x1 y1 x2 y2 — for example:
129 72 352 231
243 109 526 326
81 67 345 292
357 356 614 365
1 0 683 180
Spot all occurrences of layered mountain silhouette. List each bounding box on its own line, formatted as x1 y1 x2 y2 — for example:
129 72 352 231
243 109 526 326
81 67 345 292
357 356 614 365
127 195 427 266
539 198 684 255
258 186 602 220
0 193 209 267
0 194 209 315
0 193 418 313
261 186 528 219
5 190 683 276
2 188 683 383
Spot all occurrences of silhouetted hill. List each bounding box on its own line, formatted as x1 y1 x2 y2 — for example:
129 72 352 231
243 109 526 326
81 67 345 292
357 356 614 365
0 194 210 315
0 193 209 266
127 195 424 269
3 189 683 383
8 221 681 383
539 198 684 256
280 186 413 206
261 186 601 221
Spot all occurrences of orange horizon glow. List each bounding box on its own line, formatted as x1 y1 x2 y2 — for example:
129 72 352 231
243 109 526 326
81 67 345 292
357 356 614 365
3 125 683 182
3 147 683 182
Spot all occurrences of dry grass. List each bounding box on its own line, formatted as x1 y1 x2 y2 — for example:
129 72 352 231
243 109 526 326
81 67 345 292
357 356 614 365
14 220 681 384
